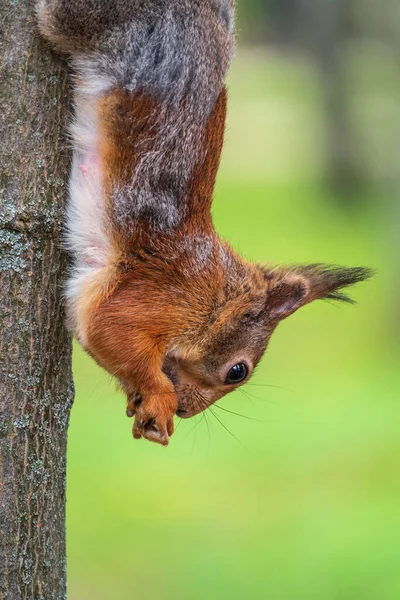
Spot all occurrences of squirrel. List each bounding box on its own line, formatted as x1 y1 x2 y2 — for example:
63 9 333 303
37 0 371 446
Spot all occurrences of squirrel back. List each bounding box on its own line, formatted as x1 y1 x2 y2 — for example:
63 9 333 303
38 0 234 315
37 0 371 446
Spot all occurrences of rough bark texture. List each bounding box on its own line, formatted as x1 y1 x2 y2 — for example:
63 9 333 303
0 2 73 599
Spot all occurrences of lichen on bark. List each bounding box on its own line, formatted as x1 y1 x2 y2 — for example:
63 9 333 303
0 2 73 599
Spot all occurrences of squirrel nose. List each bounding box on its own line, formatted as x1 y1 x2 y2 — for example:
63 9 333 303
176 408 189 418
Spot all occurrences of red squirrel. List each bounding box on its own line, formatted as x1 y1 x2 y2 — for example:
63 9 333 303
37 0 371 446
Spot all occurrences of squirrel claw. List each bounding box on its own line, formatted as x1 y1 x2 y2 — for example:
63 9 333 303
132 403 175 446
132 416 172 446
126 391 142 418
144 426 170 447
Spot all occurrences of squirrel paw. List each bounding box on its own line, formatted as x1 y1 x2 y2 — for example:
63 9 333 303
130 393 176 446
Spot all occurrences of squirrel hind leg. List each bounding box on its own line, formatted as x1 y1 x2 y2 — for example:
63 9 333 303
36 0 112 54
36 0 84 53
36 0 139 54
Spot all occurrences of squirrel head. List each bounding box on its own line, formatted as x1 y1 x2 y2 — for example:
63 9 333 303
157 258 372 418
83 238 371 423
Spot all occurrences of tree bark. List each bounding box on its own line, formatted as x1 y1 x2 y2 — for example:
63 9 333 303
0 2 73 599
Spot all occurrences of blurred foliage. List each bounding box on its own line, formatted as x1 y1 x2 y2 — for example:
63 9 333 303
237 0 400 197
237 0 400 46
68 52 399 600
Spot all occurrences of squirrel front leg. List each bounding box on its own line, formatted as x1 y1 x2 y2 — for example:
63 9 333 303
87 307 178 445
119 343 177 446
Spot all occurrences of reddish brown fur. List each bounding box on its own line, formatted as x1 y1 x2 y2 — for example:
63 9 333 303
99 89 160 191
84 89 230 443
184 87 227 230
82 87 370 446
98 88 227 245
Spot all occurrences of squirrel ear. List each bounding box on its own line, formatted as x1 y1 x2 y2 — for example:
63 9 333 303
266 277 308 320
263 264 373 321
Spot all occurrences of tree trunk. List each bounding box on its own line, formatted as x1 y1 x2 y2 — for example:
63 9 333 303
0 2 73 599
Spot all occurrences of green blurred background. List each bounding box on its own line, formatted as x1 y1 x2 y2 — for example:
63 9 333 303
68 2 400 598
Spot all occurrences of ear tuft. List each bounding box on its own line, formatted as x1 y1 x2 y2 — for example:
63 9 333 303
263 264 373 321
300 264 374 305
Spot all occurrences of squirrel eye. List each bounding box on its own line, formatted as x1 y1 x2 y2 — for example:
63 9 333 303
225 362 248 385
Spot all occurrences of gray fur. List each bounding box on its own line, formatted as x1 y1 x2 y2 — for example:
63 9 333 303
37 0 235 233
112 97 210 230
